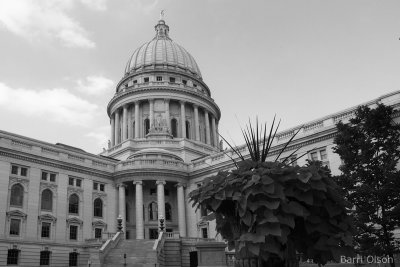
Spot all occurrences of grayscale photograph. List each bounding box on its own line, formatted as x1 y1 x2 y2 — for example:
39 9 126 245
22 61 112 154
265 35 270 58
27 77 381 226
0 1 399 266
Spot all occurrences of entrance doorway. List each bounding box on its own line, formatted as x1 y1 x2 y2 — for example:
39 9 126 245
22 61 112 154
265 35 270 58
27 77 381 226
189 251 198 267
149 228 158 239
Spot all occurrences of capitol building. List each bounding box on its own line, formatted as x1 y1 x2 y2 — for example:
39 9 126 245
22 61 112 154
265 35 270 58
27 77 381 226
0 17 399 267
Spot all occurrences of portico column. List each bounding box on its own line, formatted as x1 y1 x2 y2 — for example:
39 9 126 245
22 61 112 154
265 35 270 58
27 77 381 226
111 114 115 146
128 105 132 139
216 121 220 147
156 180 166 227
176 183 187 237
114 110 120 144
194 105 200 141
134 181 144 239
122 105 128 141
165 99 170 130
211 116 217 147
149 99 154 128
134 101 140 138
180 101 186 138
117 184 126 233
204 110 211 145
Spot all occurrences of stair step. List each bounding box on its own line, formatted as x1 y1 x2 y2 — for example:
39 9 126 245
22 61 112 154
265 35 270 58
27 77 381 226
103 239 159 265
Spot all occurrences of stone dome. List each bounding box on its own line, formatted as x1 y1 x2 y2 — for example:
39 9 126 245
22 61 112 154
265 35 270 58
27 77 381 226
124 19 202 79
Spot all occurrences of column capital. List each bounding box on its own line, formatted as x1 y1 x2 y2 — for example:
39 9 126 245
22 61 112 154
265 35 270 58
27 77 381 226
117 183 127 188
149 98 155 103
176 183 187 188
164 98 170 103
134 100 140 104
193 103 198 109
179 100 186 105
133 180 143 185
156 180 166 186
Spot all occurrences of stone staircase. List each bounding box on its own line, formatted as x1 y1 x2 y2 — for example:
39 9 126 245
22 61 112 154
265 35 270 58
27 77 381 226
102 239 158 267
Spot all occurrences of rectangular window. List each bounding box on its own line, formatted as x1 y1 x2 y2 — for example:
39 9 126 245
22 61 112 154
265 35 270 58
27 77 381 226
11 165 18 175
310 152 318 161
193 83 197 88
76 179 81 187
41 222 51 238
69 178 74 186
40 251 50 266
156 76 162 81
49 173 56 182
133 80 137 84
150 188 156 195
169 77 175 83
290 155 297 166
7 249 19 265
99 184 105 192
20 167 27 176
69 225 78 240
164 189 169 196
320 149 328 161
41 172 48 181
93 182 98 190
202 228 208 238
9 219 20 236
69 252 78 267
95 228 102 239
144 77 149 83
182 80 187 85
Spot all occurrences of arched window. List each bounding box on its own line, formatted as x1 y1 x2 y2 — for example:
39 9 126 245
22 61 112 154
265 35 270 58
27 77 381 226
69 194 79 214
144 118 150 135
41 189 53 211
171 118 178 137
149 202 158 221
93 198 103 217
165 203 172 221
10 184 23 207
185 121 190 139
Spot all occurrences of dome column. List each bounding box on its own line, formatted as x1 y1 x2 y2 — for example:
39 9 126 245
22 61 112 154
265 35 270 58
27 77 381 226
134 101 140 138
114 109 120 144
117 183 127 234
180 101 186 138
194 104 200 141
212 116 218 147
111 114 115 146
205 110 211 145
149 99 154 129
134 181 144 239
176 183 187 237
128 105 132 139
165 99 170 130
156 180 166 230
122 105 128 141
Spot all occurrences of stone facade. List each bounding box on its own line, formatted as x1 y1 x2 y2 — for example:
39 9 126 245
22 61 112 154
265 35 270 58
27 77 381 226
0 17 400 266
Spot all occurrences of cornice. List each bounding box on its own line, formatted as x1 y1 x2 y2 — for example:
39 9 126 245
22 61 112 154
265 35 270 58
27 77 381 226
0 148 114 179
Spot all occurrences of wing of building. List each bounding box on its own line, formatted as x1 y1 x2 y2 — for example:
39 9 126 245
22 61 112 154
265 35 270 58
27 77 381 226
1 18 400 266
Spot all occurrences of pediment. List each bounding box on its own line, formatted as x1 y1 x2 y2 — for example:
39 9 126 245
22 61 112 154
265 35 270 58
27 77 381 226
92 220 107 228
66 217 83 225
38 214 57 222
7 210 27 219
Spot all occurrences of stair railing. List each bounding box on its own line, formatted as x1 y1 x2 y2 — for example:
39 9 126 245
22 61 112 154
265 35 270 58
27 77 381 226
99 231 122 263
153 231 166 267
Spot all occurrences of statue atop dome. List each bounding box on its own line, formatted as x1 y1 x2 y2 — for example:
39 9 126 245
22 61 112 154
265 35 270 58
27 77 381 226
160 10 165 20
155 13 169 38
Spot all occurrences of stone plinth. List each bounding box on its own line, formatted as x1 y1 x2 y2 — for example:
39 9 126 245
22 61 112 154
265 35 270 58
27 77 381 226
196 241 227 267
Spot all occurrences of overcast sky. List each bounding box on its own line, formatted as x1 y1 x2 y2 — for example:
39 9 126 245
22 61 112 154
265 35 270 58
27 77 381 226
0 0 399 154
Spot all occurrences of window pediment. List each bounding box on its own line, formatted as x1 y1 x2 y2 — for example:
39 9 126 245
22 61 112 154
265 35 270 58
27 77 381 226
38 214 57 222
7 210 27 219
92 220 107 228
66 217 83 226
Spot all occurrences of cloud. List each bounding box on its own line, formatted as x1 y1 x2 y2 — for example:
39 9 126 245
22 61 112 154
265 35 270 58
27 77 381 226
0 82 98 126
86 127 109 149
133 0 159 15
76 75 114 96
80 0 107 11
0 0 97 48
